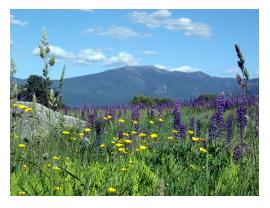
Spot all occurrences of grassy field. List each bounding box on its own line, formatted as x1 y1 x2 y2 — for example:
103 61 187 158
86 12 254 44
10 99 259 196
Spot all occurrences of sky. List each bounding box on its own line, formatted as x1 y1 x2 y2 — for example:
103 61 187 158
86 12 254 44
10 9 259 79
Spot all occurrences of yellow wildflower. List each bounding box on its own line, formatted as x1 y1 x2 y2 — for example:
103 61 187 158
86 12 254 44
79 132 84 137
139 133 147 138
70 137 77 141
150 133 158 139
104 117 109 120
115 143 123 147
188 130 194 136
22 164 28 171
107 115 112 119
118 118 125 123
107 187 116 193
18 143 26 148
129 160 133 164
132 120 138 124
192 137 204 142
18 104 27 110
158 118 164 122
12 103 18 108
19 191 26 196
47 163 52 167
123 139 132 144
62 131 70 135
53 156 61 160
24 107 33 113
139 145 147 151
52 166 60 171
200 147 207 153
120 167 127 172
172 129 178 134
131 131 137 134
84 128 91 132
111 141 116 144
123 132 129 137
192 137 200 142
100 144 106 148
167 136 173 140
118 147 126 153
149 120 154 124
55 186 61 192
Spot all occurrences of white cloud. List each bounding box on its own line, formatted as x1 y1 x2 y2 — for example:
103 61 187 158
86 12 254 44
77 49 106 63
32 45 106 65
32 45 74 59
82 26 146 40
32 45 140 67
130 10 212 38
10 15 28 26
154 64 201 72
105 52 139 67
142 50 157 55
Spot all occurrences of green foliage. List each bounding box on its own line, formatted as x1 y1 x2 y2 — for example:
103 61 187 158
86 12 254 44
130 94 173 106
17 28 65 110
235 44 250 96
10 103 259 196
18 75 49 106
10 59 20 101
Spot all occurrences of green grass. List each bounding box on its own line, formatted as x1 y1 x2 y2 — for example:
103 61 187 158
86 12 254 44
10 104 259 196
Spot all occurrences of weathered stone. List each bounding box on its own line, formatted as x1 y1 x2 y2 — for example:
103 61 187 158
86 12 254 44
11 101 87 139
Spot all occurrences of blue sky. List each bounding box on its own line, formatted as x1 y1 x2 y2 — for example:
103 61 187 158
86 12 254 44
11 9 259 79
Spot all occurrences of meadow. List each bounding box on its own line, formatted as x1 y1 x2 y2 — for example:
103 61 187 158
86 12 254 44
10 94 259 196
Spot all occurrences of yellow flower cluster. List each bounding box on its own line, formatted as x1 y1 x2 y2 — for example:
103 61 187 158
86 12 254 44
107 187 117 193
150 133 158 139
118 118 125 123
188 130 194 136
18 143 26 148
84 128 91 132
191 137 204 142
53 155 61 160
13 104 33 113
199 147 207 153
100 144 106 148
55 186 62 192
104 115 113 120
62 130 70 135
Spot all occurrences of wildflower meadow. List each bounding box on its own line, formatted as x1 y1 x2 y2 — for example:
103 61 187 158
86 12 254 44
10 94 259 196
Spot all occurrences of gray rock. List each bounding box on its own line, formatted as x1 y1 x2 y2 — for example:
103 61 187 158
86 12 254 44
11 101 87 139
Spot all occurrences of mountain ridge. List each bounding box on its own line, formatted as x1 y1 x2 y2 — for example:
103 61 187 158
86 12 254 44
13 65 259 106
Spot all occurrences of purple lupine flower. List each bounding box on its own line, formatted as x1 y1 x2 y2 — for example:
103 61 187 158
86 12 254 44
216 92 225 128
236 101 247 139
225 115 233 144
178 123 186 139
88 113 95 128
189 117 195 132
118 130 123 139
132 105 140 131
173 101 181 130
150 109 155 119
233 146 241 160
196 119 201 137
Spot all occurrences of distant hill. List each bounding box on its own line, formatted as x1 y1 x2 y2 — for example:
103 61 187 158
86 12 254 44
14 65 259 106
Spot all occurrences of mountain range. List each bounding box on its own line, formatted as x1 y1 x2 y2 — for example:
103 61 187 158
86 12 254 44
14 65 259 106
